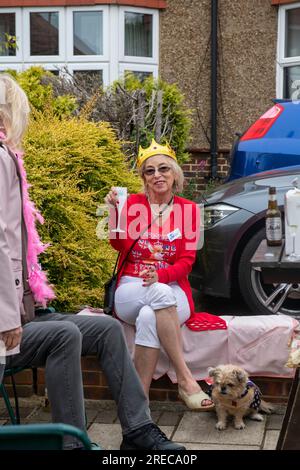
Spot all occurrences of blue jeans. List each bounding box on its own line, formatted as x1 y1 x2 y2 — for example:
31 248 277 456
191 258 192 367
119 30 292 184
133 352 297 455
5 313 152 448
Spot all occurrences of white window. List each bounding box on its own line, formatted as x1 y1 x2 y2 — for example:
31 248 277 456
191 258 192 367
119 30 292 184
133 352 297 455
24 63 65 76
119 6 158 65
0 63 19 72
23 7 65 62
0 5 159 86
277 3 300 99
119 63 158 82
66 6 109 62
65 63 109 88
0 8 22 63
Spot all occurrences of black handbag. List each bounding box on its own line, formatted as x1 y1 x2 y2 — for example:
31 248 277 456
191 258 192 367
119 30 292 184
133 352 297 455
103 275 118 315
103 196 173 315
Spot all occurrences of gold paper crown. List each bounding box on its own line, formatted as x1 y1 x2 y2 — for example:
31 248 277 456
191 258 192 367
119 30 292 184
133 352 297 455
137 139 177 168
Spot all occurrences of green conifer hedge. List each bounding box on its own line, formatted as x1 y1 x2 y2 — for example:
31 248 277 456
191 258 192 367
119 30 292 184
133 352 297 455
24 110 141 311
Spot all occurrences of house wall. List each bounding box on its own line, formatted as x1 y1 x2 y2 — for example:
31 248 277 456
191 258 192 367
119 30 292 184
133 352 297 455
160 0 278 152
0 1 167 7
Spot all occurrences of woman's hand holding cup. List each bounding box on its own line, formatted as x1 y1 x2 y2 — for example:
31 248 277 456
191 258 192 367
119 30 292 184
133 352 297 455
104 187 120 208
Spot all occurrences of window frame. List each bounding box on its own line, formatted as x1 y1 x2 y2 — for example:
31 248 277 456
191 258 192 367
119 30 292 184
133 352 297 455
65 62 109 88
0 8 22 63
277 2 300 98
118 6 159 65
0 63 20 72
0 5 159 86
23 62 65 76
119 62 158 80
66 5 109 63
23 6 65 63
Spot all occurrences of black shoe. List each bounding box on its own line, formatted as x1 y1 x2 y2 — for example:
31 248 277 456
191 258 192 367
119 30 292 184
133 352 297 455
120 423 186 451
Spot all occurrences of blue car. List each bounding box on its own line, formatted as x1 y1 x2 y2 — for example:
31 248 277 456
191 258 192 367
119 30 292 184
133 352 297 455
228 100 300 181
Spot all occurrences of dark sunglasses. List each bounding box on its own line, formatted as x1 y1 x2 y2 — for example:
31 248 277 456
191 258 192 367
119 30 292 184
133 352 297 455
143 165 172 177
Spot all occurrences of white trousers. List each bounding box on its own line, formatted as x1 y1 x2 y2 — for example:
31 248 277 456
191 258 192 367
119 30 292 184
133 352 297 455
115 276 190 349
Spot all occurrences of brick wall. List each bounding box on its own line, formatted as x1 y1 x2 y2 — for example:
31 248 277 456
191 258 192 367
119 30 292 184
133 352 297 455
182 150 230 197
3 359 292 404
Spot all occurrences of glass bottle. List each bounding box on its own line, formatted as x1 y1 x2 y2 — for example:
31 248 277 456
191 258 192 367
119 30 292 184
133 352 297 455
266 187 282 246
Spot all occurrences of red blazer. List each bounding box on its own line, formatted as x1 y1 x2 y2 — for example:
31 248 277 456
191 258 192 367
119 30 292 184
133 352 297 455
109 193 200 319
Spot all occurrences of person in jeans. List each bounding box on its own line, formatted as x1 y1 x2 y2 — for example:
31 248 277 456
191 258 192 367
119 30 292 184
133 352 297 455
0 73 185 450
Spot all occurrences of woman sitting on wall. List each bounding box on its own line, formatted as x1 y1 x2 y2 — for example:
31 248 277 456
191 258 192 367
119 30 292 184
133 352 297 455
105 139 218 411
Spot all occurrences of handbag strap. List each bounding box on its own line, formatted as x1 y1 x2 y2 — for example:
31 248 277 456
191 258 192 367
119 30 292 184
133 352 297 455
113 195 174 277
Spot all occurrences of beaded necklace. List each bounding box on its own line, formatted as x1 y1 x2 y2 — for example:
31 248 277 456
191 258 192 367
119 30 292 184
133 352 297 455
148 195 174 221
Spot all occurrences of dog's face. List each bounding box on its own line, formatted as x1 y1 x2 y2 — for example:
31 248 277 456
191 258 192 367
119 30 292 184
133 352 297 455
208 364 249 399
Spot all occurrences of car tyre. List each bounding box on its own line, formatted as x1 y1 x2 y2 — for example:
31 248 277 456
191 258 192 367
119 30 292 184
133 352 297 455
238 227 300 316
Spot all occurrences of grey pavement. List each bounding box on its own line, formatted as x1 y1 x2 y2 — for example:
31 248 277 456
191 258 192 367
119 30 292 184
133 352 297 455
0 395 286 450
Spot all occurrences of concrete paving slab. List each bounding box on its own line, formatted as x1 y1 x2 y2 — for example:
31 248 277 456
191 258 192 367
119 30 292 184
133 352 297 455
160 426 173 439
85 408 98 426
266 413 285 430
25 408 52 423
0 407 34 421
93 409 118 424
173 411 266 446
263 430 280 450
88 423 122 450
149 410 161 423
158 411 183 426
272 404 286 415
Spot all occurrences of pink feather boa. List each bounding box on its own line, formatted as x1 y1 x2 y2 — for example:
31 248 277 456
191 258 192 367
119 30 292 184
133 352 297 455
1 134 55 306
16 152 56 306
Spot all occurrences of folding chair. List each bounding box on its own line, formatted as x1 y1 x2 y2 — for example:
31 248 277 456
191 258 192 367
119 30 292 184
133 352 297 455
0 423 100 450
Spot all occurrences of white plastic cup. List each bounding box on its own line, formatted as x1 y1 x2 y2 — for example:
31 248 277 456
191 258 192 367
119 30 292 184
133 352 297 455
112 187 127 232
114 187 127 206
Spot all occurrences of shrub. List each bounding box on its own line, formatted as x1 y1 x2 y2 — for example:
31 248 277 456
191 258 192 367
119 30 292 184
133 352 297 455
33 68 193 165
24 109 141 311
8 66 77 118
110 73 193 166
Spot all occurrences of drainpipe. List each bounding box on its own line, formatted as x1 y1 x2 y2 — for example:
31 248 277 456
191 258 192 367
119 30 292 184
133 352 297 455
210 0 218 179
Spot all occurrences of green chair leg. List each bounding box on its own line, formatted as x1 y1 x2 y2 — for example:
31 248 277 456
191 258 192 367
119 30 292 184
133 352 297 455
1 367 33 425
0 383 18 425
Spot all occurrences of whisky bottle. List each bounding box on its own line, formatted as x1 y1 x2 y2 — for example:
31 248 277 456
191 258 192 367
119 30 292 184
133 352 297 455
266 187 282 246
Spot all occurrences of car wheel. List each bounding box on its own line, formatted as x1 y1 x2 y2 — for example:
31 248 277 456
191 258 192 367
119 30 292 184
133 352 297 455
238 228 300 317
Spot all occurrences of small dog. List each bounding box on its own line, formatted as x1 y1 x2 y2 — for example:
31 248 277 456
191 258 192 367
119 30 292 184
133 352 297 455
208 364 273 430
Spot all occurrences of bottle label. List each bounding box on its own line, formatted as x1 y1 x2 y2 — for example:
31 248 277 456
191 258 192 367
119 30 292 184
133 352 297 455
266 217 282 241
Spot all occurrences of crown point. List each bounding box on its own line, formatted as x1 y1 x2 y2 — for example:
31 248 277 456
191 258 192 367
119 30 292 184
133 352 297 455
137 138 177 168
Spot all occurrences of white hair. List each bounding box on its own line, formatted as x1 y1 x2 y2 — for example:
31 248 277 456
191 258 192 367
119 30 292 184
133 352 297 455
0 73 30 150
139 154 185 194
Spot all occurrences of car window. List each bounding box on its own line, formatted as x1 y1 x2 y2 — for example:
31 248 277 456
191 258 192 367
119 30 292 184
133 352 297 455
254 175 300 188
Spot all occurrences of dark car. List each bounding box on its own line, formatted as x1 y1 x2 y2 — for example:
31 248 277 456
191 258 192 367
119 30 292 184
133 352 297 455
228 100 300 181
190 166 300 317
